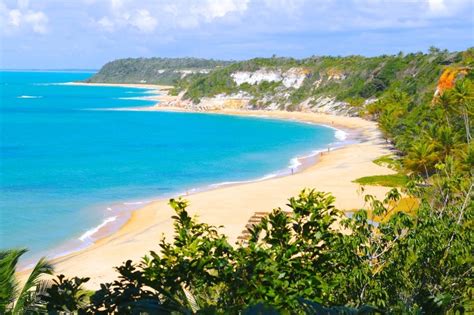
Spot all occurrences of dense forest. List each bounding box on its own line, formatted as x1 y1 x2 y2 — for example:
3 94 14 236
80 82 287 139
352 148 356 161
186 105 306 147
86 57 233 85
2 49 473 314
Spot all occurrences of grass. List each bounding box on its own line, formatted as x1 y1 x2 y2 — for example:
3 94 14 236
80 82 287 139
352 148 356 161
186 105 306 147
353 174 409 187
372 154 403 172
352 155 409 187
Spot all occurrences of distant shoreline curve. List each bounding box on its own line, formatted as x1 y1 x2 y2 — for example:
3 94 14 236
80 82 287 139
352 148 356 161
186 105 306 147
19 83 394 290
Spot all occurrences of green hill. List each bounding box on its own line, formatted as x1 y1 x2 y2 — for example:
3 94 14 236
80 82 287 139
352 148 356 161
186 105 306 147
172 48 465 113
85 57 233 85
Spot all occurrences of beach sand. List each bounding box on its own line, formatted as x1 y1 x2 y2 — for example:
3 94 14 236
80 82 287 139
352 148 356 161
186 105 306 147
20 84 394 289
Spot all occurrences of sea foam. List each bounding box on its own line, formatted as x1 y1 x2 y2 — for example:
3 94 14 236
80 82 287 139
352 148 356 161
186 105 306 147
335 129 348 140
18 95 42 99
79 216 117 242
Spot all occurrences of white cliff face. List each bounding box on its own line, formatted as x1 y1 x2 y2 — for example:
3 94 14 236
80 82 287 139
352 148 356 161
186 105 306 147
231 67 308 89
231 69 283 86
168 66 359 116
282 68 307 88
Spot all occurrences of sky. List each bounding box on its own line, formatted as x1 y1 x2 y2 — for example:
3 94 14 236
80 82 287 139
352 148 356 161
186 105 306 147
0 0 473 69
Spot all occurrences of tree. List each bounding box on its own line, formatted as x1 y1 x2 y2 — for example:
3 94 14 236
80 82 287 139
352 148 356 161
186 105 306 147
43 274 90 314
450 80 473 144
403 142 438 176
0 249 53 314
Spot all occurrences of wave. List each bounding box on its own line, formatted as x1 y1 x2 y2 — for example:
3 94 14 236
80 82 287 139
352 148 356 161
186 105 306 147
123 201 148 205
208 172 279 189
34 83 64 86
335 129 347 140
79 216 117 242
117 95 158 101
17 95 42 99
117 96 151 101
288 157 302 169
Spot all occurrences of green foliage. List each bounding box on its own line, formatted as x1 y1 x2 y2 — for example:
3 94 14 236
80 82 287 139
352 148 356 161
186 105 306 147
169 49 470 109
88 260 168 314
372 155 402 172
43 274 91 314
232 191 343 310
15 180 474 314
381 84 471 177
183 68 238 103
86 57 233 85
0 249 24 313
353 174 409 187
0 249 53 314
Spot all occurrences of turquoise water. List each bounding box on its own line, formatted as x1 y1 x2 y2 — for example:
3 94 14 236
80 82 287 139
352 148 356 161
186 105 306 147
0 71 340 259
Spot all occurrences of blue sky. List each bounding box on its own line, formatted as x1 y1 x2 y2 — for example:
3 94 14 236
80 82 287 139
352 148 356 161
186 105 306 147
1 0 473 69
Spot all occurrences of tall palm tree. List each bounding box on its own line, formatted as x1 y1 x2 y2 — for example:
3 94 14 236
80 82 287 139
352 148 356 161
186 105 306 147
0 249 53 314
424 125 462 158
433 92 453 126
451 80 473 144
404 141 438 177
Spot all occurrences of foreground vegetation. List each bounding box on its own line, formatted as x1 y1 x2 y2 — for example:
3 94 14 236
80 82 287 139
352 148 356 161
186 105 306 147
1 182 472 314
2 50 472 314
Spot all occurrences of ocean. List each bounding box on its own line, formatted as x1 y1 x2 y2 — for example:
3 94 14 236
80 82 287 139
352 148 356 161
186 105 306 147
0 71 343 261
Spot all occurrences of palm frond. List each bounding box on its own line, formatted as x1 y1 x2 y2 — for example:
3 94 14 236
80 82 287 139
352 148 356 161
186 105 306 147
0 248 27 312
12 256 53 314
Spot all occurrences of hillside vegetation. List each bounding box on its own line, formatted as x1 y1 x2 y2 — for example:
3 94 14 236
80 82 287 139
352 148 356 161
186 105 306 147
171 48 466 114
86 57 233 85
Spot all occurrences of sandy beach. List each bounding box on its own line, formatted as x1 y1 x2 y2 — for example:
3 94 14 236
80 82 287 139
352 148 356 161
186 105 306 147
19 83 395 289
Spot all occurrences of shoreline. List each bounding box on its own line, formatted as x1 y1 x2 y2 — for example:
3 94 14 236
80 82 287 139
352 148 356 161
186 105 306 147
20 124 350 271
28 82 354 265
20 110 355 270
20 83 394 289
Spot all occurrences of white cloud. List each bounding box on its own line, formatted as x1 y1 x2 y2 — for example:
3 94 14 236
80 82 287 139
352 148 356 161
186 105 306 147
203 0 249 20
93 0 249 32
428 0 447 12
97 16 114 32
1 0 49 34
8 9 21 26
42 0 474 37
262 0 307 11
23 11 48 33
129 9 157 33
426 0 470 17
95 8 158 33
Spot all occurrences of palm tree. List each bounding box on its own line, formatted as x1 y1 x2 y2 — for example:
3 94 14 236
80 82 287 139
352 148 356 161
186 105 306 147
0 249 53 314
433 92 453 126
450 80 473 144
404 141 438 177
424 125 462 159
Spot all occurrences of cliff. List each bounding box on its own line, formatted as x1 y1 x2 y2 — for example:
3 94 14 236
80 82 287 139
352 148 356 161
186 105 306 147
172 50 469 115
87 49 473 116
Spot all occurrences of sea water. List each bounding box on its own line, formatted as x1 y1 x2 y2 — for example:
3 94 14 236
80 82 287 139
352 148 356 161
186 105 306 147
0 71 342 260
